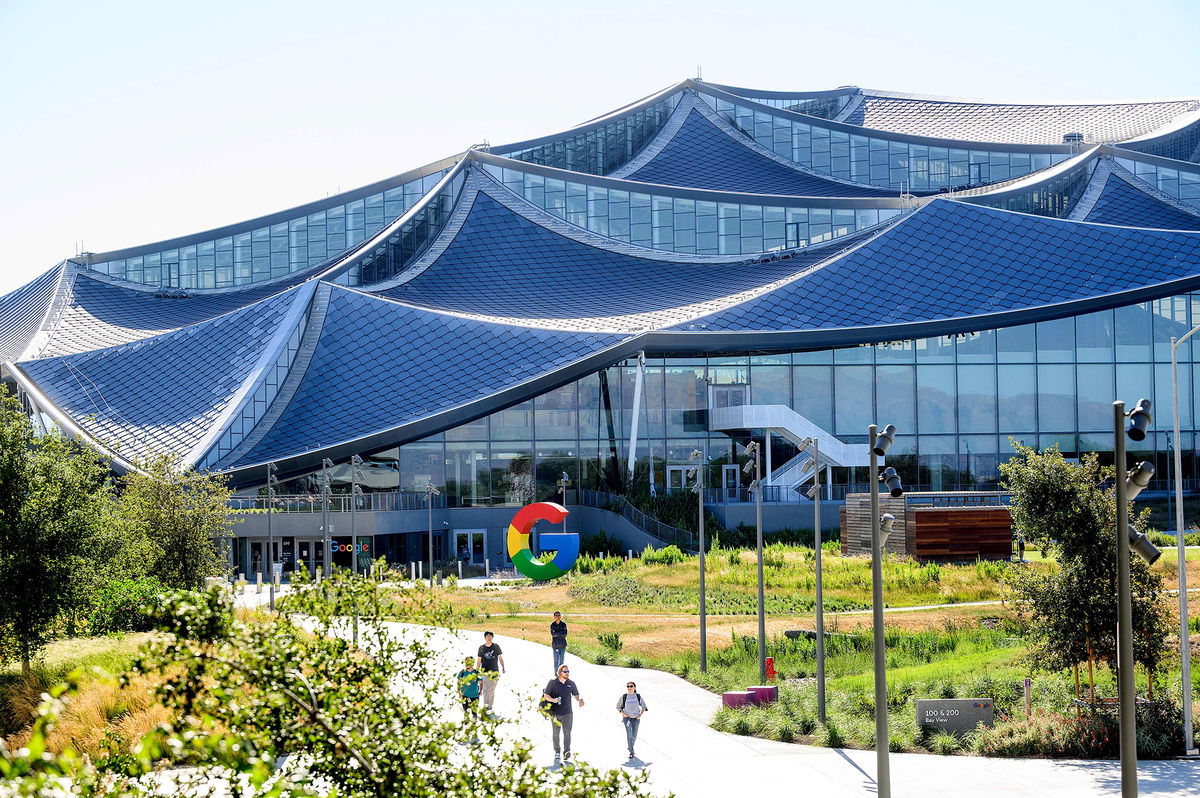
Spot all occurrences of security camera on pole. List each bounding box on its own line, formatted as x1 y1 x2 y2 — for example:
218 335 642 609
743 440 766 684
350 454 364 576
798 437 826 722
266 462 278 610
869 422 903 798
321 457 334 579
688 449 707 673
424 481 440 588
1114 398 1162 797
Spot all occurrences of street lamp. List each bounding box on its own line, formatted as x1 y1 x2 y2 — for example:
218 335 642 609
1114 398 1163 798
1170 332 1198 756
424 481 441 588
557 471 572 536
798 436 827 722
321 458 334 579
266 462 278 610
350 454 364 576
688 449 708 673
744 439 766 683
869 422 902 798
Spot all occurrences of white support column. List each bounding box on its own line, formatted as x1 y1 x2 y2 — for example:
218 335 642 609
626 351 646 478
765 429 773 486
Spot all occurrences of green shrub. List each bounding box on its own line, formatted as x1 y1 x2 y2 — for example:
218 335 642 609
598 631 623 652
641 544 686 565
928 731 960 755
815 719 844 748
85 576 163 634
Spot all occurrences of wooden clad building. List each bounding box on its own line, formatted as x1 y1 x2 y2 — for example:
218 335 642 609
841 492 1012 562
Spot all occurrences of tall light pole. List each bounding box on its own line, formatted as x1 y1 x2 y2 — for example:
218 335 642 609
557 471 572 533
266 462 278 610
350 454 364 576
1115 398 1163 797
799 437 826 722
744 440 766 683
1170 332 1198 755
869 423 902 798
688 449 707 673
321 457 334 579
425 481 440 588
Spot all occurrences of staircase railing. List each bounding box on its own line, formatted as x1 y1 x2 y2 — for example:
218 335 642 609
577 489 698 552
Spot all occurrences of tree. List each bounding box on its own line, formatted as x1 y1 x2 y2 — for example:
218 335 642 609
1001 441 1170 680
0 393 114 674
116 454 236 590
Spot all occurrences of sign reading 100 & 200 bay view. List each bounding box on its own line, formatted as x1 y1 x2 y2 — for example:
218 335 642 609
915 698 994 737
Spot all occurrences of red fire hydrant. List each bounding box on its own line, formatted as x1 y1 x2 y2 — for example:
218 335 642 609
765 656 776 682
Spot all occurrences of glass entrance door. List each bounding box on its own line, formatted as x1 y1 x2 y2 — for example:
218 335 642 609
455 529 486 565
722 464 740 502
666 466 689 492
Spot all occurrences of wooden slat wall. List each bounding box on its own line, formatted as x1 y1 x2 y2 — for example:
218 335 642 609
840 494 908 557
841 496 1011 561
908 507 1011 562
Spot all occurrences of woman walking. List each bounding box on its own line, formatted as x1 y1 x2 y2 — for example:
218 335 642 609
616 680 648 761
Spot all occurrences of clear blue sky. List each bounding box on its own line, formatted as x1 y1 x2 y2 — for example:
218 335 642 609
2 0 1198 295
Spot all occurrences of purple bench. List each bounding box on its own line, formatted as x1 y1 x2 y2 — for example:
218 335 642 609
747 685 778 704
722 691 757 708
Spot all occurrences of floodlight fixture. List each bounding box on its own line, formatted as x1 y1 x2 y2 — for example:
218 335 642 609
322 457 334 469
880 466 904 498
880 513 896 545
872 424 897 457
1130 529 1162 565
806 484 819 500
1125 461 1155 501
797 436 814 453
425 481 441 497
1126 398 1152 442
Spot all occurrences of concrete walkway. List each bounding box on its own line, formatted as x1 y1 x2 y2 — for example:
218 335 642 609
399 624 1198 798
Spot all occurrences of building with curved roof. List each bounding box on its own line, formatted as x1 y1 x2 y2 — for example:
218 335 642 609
6 78 1200 574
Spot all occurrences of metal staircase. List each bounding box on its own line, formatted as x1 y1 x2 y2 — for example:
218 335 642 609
708 386 870 497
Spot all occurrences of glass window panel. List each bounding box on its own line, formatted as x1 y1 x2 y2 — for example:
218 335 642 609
491 447 534 505
534 384 577 439
1036 318 1074 362
915 335 956 363
665 366 708 436
445 442 489 506
400 439 444 492
1077 364 1114 431
875 340 916 362
1037 364 1075 431
834 366 873 436
957 365 997 433
876 365 916 432
834 344 873 363
1075 310 1114 362
1115 302 1152 361
1153 296 1190 361
793 366 832 430
751 366 791 405
997 324 1036 363
916 365 956 434
956 330 995 363
491 401 533 440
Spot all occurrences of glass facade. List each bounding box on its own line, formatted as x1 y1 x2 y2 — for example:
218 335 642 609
1115 156 1200 209
272 292 1200 504
502 93 682 176
725 93 852 119
1123 122 1200 163
87 170 450 290
970 161 1093 218
700 93 1070 192
485 163 901 254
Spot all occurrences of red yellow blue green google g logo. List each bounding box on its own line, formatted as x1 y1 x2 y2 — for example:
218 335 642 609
506 502 579 580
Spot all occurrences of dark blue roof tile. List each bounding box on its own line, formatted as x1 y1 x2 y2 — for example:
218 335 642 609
0 264 63 361
1083 174 1200 230
624 110 893 197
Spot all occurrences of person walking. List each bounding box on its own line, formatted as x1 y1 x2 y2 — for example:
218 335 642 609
542 663 584 765
456 656 481 725
616 680 648 761
476 631 505 712
550 611 568 674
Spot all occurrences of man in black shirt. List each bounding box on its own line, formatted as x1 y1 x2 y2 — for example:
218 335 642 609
542 663 584 764
475 631 505 712
550 611 568 675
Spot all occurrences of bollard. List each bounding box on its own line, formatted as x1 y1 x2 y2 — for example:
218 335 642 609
485 558 490 578
627 549 633 560
418 561 423 581
458 560 463 578
1024 677 1032 719
256 572 262 594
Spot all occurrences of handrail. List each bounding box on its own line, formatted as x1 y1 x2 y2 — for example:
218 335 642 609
577 489 698 553
229 491 446 513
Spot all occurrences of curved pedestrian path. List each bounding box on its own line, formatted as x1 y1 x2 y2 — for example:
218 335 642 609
400 622 1198 798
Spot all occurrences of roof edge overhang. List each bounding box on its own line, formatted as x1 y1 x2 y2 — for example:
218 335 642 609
699 82 861 102
957 145 1102 203
469 150 912 209
219 267 1200 488
77 153 466 267
2 360 140 475
693 82 1078 153
491 82 687 156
